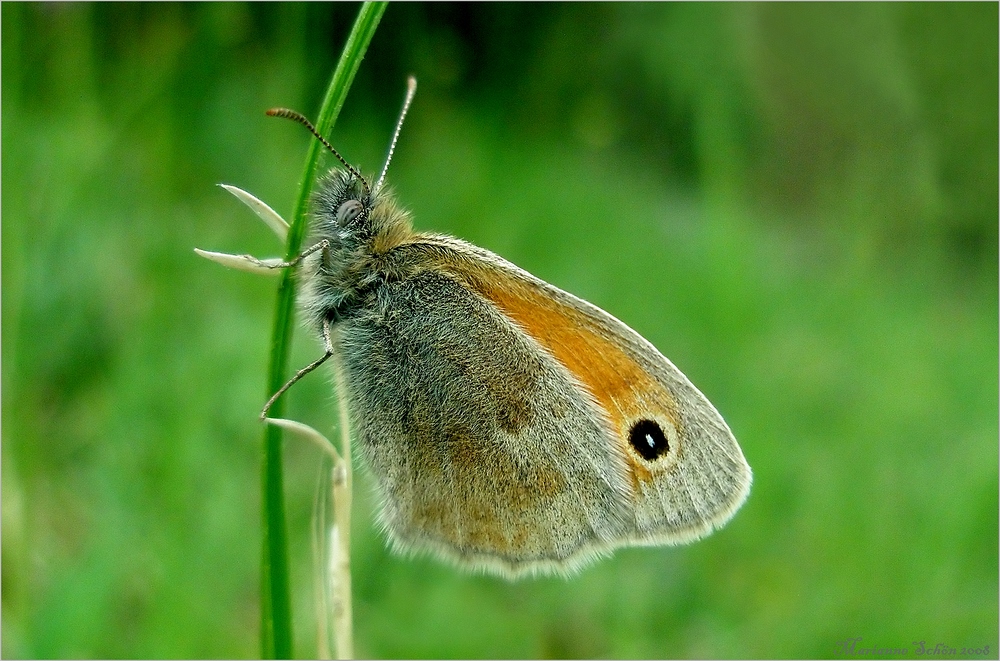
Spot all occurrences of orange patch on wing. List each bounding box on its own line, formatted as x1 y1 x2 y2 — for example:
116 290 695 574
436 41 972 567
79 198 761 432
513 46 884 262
470 276 680 483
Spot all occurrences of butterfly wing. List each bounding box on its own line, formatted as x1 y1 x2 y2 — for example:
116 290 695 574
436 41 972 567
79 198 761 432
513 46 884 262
423 236 752 544
333 235 750 577
334 262 635 577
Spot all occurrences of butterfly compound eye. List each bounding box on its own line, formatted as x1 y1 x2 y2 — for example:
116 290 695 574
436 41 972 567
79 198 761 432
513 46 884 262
629 419 669 461
336 200 364 225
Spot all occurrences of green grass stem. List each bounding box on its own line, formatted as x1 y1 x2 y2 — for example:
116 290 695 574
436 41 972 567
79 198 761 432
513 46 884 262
260 3 387 658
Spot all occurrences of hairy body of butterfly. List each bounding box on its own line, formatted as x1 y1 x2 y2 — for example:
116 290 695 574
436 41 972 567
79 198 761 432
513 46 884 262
298 168 752 578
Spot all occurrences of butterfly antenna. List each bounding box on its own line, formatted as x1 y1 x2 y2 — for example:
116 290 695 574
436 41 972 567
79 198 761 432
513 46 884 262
375 76 417 193
266 107 371 198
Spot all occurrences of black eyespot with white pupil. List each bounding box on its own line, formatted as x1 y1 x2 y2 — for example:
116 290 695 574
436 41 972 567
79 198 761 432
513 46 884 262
629 419 669 461
336 200 364 225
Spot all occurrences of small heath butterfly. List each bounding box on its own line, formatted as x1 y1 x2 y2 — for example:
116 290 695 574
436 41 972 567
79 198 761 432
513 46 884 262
208 78 751 579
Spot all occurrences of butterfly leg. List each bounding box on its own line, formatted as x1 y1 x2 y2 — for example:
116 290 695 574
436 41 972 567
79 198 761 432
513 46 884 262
194 239 329 275
260 317 335 420
195 183 329 274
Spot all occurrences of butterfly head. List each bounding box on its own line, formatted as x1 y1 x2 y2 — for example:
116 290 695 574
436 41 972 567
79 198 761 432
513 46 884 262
311 168 412 253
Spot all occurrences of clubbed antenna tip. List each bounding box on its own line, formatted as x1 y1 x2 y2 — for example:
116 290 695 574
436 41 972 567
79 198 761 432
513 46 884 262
266 107 370 197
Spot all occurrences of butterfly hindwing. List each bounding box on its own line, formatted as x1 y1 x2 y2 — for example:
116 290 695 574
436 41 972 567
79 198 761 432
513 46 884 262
333 263 634 577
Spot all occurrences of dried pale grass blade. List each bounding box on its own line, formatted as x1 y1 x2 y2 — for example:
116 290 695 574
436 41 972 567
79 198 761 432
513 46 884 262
219 183 290 242
264 417 342 462
313 464 333 660
193 248 286 275
329 518 353 661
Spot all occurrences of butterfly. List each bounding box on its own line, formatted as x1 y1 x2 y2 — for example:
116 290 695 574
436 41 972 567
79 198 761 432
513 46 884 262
198 77 751 579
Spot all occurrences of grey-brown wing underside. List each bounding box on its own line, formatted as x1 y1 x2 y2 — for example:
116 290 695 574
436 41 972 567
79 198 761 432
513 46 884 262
411 236 752 551
332 266 635 577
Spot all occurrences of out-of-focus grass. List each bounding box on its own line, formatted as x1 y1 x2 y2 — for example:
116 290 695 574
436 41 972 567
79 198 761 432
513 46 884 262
3 3 996 658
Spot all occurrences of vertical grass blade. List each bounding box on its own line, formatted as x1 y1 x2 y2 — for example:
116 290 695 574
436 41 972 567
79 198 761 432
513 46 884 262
260 3 387 658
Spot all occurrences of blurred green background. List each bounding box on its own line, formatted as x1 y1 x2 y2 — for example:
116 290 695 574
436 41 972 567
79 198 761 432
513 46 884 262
3 3 997 658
